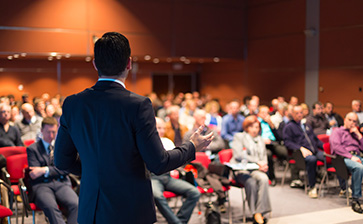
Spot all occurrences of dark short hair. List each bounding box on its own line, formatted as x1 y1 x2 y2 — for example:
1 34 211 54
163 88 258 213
312 101 322 110
41 116 58 128
94 32 131 77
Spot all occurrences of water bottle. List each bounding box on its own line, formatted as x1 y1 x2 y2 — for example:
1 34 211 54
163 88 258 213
241 147 248 170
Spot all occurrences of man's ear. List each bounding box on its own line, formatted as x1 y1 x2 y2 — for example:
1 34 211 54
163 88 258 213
92 59 98 71
126 57 132 70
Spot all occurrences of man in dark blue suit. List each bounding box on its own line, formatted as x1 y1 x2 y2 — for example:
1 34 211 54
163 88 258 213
27 117 78 224
54 32 213 224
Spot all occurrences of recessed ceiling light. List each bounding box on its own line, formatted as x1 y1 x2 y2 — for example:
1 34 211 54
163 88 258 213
144 55 151 61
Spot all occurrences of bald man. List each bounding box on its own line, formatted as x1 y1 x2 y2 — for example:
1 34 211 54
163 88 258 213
330 112 363 213
14 103 42 142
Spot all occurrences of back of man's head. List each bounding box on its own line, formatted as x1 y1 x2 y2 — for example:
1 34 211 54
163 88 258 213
94 32 131 77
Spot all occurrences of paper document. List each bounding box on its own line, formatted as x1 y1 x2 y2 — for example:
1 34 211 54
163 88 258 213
223 162 259 170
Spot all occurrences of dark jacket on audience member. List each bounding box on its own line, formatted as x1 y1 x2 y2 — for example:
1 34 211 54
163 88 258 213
306 114 330 136
0 124 23 147
283 120 323 152
54 81 196 224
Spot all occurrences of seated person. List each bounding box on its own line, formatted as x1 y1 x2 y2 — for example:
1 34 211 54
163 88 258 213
221 100 245 146
0 103 23 147
204 100 223 134
257 105 288 185
306 102 330 135
27 117 78 224
152 117 200 224
164 105 189 147
330 112 363 213
183 109 225 155
352 100 363 124
283 105 325 198
230 115 271 224
15 103 42 142
324 102 343 128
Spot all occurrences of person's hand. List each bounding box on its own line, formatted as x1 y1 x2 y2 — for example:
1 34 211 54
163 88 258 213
264 138 271 145
29 167 46 179
257 161 268 172
351 155 362 164
350 126 363 139
300 147 312 158
329 120 336 127
189 125 214 152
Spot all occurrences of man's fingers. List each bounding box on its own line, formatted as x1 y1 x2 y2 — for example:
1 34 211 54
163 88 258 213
196 125 205 134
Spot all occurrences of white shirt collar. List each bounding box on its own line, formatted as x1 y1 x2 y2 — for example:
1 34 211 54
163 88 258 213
98 78 126 88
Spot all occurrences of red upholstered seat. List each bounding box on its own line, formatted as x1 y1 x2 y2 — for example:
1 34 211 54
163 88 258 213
0 205 13 217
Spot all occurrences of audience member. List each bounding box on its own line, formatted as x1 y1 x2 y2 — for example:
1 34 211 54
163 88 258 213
41 93 51 106
230 115 271 224
34 98 46 118
270 102 287 129
240 96 251 116
204 100 223 133
270 98 279 115
352 100 363 124
45 104 56 118
164 105 189 147
10 105 20 126
152 117 201 224
276 104 303 188
243 98 259 117
22 93 30 104
221 100 245 146
14 103 42 142
300 103 310 119
257 105 288 185
306 102 330 135
27 117 78 224
157 100 172 121
0 103 23 147
324 102 343 128
330 112 363 214
179 99 197 130
283 105 325 198
289 96 299 106
183 109 225 155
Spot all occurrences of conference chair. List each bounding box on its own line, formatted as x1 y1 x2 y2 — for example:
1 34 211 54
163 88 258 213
23 139 35 147
191 152 231 221
0 180 14 224
318 143 338 198
218 149 247 223
6 154 28 224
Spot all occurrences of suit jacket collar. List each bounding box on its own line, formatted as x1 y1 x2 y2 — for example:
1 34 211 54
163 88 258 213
93 80 126 91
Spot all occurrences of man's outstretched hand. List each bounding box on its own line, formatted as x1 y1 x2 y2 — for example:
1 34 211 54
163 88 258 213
189 125 214 152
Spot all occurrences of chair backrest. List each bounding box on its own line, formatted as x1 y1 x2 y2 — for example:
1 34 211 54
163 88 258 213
323 142 332 164
317 134 330 144
292 150 306 170
192 152 211 169
23 139 35 147
0 146 27 158
218 149 233 164
331 156 349 180
6 154 28 183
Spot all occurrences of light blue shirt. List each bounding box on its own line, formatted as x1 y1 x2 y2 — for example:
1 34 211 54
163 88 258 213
98 78 126 88
258 117 276 141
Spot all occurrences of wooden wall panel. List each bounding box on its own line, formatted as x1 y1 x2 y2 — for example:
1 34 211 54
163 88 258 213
320 0 363 28
248 0 305 39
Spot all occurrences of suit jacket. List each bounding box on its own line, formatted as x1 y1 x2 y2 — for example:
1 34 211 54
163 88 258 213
27 140 70 200
54 81 196 224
